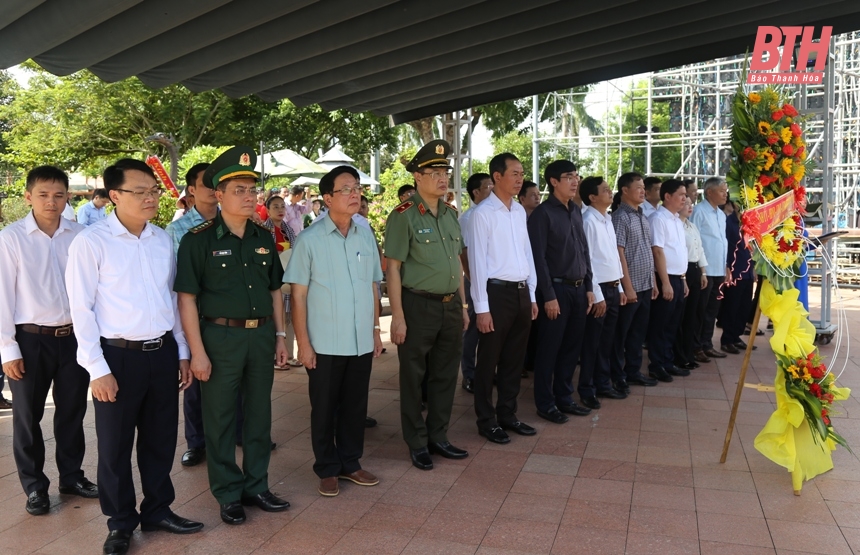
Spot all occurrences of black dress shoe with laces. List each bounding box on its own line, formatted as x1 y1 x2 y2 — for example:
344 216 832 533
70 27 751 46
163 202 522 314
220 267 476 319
627 373 658 386
365 416 377 428
499 420 536 436
479 426 511 444
558 402 592 416
181 447 206 467
428 441 468 459
613 380 631 394
597 388 627 400
241 490 290 512
536 407 569 424
580 396 601 410
220 501 246 525
103 529 132 555
410 447 434 470
666 365 691 377
649 367 674 382
704 348 727 358
25 490 50 515
59 477 99 498
734 341 756 351
462 378 474 393
141 511 204 534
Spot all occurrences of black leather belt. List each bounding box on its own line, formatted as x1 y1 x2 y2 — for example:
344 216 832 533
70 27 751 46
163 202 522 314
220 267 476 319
19 323 73 337
102 333 169 352
487 279 527 289
204 316 269 328
552 277 584 287
406 289 457 302
599 280 621 287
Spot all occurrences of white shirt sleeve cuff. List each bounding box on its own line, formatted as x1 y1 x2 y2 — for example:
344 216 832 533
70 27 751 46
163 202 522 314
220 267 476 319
86 359 112 381
0 344 23 363
593 287 605 304
474 301 490 314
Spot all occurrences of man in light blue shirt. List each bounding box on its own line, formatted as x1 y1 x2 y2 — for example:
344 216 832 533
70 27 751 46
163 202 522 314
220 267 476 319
690 177 729 360
75 189 109 226
284 165 383 498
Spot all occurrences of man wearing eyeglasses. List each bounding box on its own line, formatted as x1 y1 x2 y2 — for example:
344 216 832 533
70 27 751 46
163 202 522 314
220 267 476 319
384 140 469 471
174 146 290 526
66 158 202 555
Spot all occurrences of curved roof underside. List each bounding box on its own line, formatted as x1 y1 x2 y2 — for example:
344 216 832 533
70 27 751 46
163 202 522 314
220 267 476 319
1 0 859 124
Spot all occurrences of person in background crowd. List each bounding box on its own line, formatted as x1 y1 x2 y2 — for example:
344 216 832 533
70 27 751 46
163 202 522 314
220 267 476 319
305 198 322 227
285 185 310 237
528 160 593 423
646 179 690 382
467 152 538 444
691 177 730 361
611 173 659 390
517 180 541 219
684 179 698 204
279 187 290 199
77 188 110 227
284 165 383 497
0 165 96 517
578 176 628 408
384 140 469 471
397 184 416 202
719 198 756 354
459 172 493 394
641 176 662 218
62 192 77 222
254 188 268 222
674 196 709 370
262 195 300 369
66 158 202 555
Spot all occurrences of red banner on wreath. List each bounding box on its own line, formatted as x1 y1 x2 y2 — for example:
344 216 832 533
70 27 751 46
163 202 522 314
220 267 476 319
145 155 179 198
741 191 796 246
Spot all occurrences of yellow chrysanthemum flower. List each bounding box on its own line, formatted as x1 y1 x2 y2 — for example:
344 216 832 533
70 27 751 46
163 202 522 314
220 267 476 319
749 92 762 103
758 121 772 135
802 367 812 382
782 217 796 234
764 191 775 201
742 186 759 206
760 233 779 260
781 157 793 175
792 135 803 147
781 127 793 144
793 164 805 180
787 364 800 379
764 152 776 170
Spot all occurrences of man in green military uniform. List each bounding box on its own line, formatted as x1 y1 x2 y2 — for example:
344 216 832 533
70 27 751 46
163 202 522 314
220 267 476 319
174 146 290 526
384 140 470 471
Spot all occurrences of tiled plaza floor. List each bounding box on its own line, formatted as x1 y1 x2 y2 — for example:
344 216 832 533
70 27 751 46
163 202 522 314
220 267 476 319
1 286 859 554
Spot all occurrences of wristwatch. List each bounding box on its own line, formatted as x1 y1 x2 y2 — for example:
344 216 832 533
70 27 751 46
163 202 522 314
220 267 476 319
275 331 286 337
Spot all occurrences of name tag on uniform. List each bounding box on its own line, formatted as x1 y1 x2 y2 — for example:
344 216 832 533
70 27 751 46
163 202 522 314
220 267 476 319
213 250 232 256
255 247 270 254
417 228 433 234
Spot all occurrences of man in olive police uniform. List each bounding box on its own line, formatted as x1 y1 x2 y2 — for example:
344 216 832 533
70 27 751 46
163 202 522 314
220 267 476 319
384 140 470 471
175 146 290 525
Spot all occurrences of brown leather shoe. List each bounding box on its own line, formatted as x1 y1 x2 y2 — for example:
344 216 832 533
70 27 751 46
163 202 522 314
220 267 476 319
704 348 727 359
318 477 339 497
693 350 711 363
339 469 379 486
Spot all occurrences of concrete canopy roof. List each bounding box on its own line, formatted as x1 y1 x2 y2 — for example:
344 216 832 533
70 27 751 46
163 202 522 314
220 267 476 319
1 0 859 124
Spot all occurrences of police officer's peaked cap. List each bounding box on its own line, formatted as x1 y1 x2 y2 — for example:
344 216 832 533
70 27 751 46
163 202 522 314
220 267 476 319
404 140 453 173
203 146 260 189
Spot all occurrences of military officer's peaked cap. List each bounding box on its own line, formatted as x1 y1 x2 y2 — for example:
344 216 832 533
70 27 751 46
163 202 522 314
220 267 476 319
404 140 453 173
203 145 260 189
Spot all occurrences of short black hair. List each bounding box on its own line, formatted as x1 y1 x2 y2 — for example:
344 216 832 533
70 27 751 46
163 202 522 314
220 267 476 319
319 165 360 196
617 172 644 191
265 195 285 209
543 160 576 194
579 176 604 206
290 185 305 195
92 188 109 200
360 195 369 204
489 153 520 183
397 184 415 198
185 163 210 188
517 181 538 199
659 179 686 202
26 165 69 191
466 172 491 201
643 176 662 192
103 158 157 194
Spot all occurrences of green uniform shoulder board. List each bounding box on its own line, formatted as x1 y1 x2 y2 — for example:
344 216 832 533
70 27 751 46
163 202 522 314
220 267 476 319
444 201 458 213
189 220 214 234
395 201 413 213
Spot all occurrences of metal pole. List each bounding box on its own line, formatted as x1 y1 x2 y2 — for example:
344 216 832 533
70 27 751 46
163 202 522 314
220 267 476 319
532 95 540 184
646 76 653 174
260 140 266 188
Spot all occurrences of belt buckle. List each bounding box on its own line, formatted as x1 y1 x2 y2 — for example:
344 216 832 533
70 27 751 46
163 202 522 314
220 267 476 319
442 294 455 302
245 319 259 329
517 281 526 289
55 326 72 337
142 338 163 352
574 279 583 287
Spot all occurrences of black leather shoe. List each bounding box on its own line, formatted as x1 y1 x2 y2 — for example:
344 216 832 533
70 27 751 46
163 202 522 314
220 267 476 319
220 501 246 525
627 373 658 386
241 490 290 512
704 348 727 359
103 529 131 554
141 512 203 534
58 477 99 498
500 420 536 436
0 396 11 410
597 388 627 400
462 378 474 393
580 396 601 410
721 343 740 354
649 367 674 382
25 490 50 515
181 447 205 467
680 361 699 370
666 366 690 377
558 402 592 416
410 447 434 470
479 426 511 444
613 380 631 394
734 341 756 351
428 441 469 459
365 416 377 428
536 407 569 424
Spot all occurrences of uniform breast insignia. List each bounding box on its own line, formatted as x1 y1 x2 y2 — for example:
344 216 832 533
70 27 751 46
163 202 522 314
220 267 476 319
418 203 426 216
444 201 458 213
395 201 413 213
255 247 270 255
190 220 214 234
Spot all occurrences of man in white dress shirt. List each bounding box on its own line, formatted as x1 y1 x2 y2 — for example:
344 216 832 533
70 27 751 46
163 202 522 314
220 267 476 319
641 176 662 218
0 166 97 517
66 159 202 555
467 153 538 444
646 179 690 383
578 176 629 407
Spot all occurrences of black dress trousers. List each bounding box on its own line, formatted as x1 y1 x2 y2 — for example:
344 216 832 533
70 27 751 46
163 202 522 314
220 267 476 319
675 263 702 366
578 283 621 397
